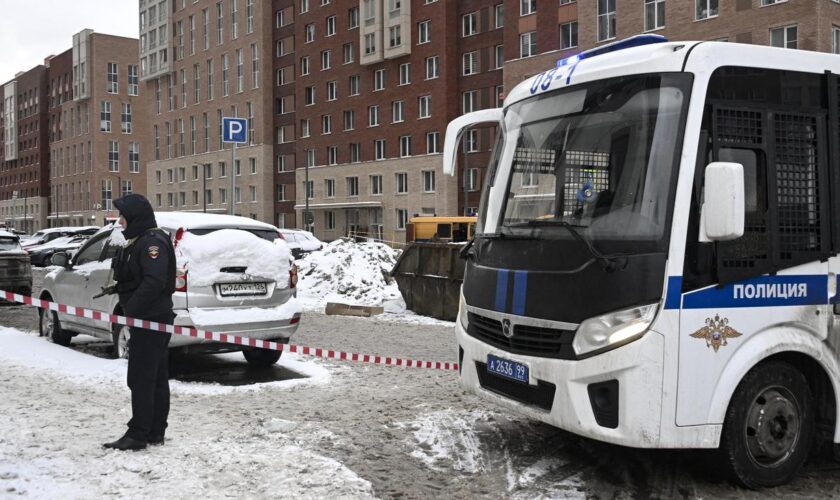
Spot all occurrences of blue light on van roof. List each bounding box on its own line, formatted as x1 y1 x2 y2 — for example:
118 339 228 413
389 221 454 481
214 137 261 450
557 34 668 68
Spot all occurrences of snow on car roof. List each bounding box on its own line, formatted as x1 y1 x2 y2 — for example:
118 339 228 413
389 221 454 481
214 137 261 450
35 226 99 235
0 230 18 239
155 212 277 231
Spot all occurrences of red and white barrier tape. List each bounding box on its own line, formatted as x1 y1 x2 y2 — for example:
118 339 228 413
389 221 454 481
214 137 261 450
0 290 459 371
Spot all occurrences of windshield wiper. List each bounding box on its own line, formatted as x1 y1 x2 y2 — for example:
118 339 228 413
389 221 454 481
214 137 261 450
511 219 627 272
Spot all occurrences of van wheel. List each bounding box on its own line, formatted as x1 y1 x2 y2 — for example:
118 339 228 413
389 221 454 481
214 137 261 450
112 324 131 360
243 348 281 367
721 361 813 488
39 307 72 347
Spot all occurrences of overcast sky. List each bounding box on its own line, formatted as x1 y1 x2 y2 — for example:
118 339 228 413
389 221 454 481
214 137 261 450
0 0 138 84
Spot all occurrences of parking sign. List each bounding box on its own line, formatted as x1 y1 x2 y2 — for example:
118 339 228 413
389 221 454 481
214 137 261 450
222 117 248 144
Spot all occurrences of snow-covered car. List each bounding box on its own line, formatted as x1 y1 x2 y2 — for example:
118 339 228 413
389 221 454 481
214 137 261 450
21 226 99 249
26 234 90 267
39 212 301 367
279 229 323 259
0 230 32 296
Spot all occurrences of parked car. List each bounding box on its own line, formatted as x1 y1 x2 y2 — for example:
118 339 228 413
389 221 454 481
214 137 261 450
22 226 99 249
0 230 32 296
39 212 300 367
26 234 90 267
278 228 323 259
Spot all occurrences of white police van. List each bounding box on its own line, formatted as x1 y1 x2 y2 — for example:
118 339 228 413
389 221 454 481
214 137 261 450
446 35 840 487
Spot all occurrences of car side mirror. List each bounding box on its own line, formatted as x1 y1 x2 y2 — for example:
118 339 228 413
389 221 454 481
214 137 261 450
699 162 745 242
51 252 70 268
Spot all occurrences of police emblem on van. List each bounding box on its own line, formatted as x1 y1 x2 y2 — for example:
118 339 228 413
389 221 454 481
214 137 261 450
689 314 742 352
502 318 513 338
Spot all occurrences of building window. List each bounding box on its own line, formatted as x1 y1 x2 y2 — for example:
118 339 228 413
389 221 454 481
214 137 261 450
347 176 359 197
364 33 376 54
520 32 536 57
305 86 315 105
322 114 332 134
375 139 386 160
396 173 408 194
467 168 478 191
419 95 431 118
107 62 118 93
236 49 244 92
770 25 797 49
462 90 478 114
344 109 355 130
423 170 435 192
418 20 431 44
833 26 840 54
399 63 411 85
644 0 665 31
121 103 133 134
326 178 335 198
128 65 139 95
695 0 718 20
400 135 411 157
495 4 504 28
374 69 385 90
321 50 332 70
464 129 478 152
392 100 404 123
325 211 336 230
425 56 439 79
349 74 360 95
561 22 578 49
597 0 616 41
231 0 239 39
327 80 338 101
371 175 383 195
217 1 224 44
301 119 311 138
251 43 260 89
389 26 402 48
520 0 536 16
462 51 478 76
100 101 111 132
369 105 380 126
349 7 359 29
108 141 119 172
301 56 310 75
222 53 230 95
426 132 440 154
343 43 354 64
350 143 361 162
495 44 505 69
396 209 408 230
462 12 477 37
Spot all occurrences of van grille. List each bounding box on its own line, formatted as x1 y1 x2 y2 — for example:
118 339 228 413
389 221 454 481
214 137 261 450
467 313 577 360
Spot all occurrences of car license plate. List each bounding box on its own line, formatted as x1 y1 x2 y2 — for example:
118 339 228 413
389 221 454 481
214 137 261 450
218 282 267 297
487 354 529 384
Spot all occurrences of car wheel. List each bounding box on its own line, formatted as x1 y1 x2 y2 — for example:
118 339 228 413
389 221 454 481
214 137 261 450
242 348 281 367
720 361 814 488
39 307 72 347
112 324 131 360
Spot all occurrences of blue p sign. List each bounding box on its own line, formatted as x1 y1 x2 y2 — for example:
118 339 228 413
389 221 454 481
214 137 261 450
222 117 248 144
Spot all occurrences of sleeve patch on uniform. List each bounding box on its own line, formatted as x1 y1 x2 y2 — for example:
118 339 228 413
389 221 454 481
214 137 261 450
148 246 160 259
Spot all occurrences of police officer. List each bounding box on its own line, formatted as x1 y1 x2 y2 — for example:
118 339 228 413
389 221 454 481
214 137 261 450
103 194 176 451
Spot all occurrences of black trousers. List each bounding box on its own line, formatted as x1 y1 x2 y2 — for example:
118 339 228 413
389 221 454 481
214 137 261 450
125 313 174 442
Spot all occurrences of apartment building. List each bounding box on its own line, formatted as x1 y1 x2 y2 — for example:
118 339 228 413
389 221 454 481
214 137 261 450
274 0 297 226
502 0 840 91
0 65 50 233
47 30 150 227
288 0 503 243
143 0 276 222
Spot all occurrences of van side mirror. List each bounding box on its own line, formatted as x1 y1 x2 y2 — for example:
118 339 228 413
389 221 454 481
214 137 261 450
699 162 745 242
51 252 70 268
443 108 503 176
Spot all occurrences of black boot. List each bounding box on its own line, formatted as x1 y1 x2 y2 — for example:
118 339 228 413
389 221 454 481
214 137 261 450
103 435 147 451
148 435 165 446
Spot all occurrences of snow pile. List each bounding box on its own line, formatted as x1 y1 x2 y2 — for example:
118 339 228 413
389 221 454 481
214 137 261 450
177 229 293 288
296 239 404 311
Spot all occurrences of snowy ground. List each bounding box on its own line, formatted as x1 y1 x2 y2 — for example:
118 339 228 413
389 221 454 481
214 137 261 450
5 247 840 498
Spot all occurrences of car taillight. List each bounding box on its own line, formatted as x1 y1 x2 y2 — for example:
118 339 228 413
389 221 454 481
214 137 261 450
289 263 298 288
175 267 188 292
174 227 185 248
276 231 285 240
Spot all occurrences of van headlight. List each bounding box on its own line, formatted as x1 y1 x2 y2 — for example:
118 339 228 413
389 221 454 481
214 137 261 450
572 303 658 358
458 291 469 331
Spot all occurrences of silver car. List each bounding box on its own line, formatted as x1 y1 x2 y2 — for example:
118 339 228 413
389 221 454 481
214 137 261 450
38 212 300 367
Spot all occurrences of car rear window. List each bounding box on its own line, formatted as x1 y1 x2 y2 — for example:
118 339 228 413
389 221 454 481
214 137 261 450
187 228 278 241
0 237 20 251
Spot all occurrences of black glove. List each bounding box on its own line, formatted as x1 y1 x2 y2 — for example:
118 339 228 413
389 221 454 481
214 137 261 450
92 284 117 300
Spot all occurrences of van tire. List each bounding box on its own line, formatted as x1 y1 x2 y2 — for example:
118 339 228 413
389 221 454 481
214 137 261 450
243 348 281 367
39 307 72 347
720 361 813 488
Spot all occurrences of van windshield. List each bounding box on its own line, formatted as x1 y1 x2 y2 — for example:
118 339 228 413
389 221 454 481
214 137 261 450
494 73 692 252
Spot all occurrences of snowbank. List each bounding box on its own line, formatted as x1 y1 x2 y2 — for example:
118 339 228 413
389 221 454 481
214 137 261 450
296 239 404 312
178 229 293 288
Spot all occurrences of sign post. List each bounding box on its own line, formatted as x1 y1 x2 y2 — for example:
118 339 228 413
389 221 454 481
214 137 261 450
221 117 248 215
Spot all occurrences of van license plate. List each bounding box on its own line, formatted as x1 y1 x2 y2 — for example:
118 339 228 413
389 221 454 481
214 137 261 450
487 354 529 384
219 282 267 296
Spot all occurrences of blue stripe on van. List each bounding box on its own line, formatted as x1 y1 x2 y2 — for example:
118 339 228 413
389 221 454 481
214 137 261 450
512 271 528 315
495 270 510 312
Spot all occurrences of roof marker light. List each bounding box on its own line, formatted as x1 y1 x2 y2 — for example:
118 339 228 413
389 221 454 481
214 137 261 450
557 34 668 68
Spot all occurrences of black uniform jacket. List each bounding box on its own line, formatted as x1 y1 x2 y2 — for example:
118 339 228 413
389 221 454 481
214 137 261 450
112 194 176 320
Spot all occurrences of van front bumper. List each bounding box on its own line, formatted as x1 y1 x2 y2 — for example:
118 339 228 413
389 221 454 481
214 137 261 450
457 319 666 448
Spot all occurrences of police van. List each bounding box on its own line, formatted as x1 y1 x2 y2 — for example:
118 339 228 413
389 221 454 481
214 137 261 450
445 35 840 487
